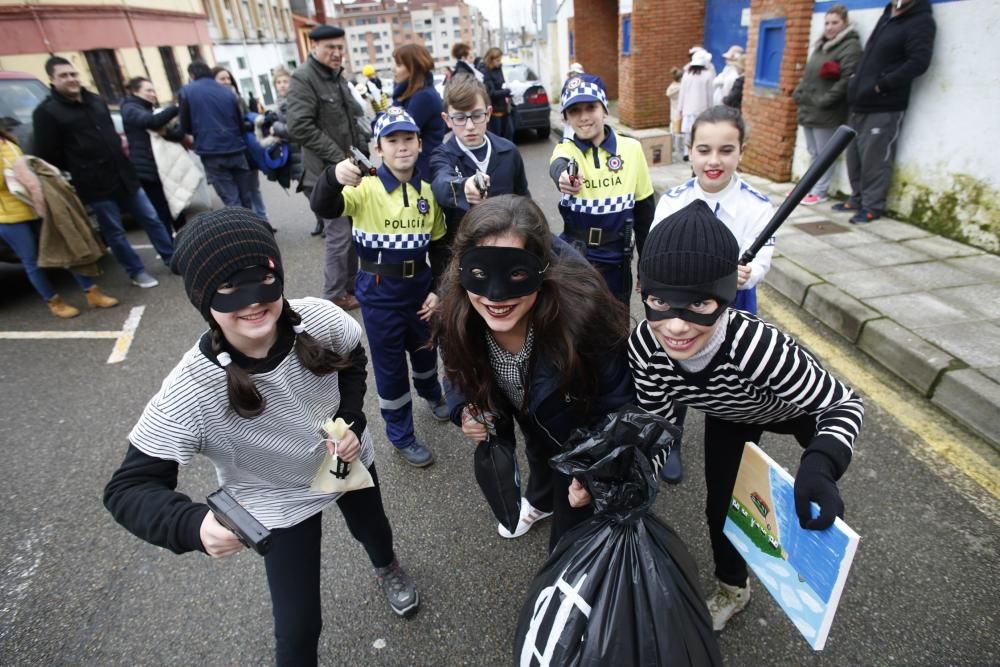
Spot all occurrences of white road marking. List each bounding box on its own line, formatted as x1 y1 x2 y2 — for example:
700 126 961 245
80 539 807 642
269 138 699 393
0 306 145 364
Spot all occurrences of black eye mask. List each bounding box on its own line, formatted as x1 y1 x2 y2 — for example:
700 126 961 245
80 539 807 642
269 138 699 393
459 246 547 301
211 266 284 313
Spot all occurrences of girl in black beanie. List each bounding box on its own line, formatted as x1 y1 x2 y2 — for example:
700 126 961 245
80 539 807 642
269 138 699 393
103 208 420 666
578 200 864 633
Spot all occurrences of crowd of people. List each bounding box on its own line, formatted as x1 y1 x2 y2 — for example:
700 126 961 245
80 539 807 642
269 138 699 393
3 2 939 662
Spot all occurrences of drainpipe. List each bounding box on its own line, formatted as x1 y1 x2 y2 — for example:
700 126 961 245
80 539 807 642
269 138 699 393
122 1 153 79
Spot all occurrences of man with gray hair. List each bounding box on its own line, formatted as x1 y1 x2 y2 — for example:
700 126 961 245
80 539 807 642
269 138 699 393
286 24 370 310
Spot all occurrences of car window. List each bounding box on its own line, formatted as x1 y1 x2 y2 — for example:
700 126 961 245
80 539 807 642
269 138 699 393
0 79 50 126
502 65 538 82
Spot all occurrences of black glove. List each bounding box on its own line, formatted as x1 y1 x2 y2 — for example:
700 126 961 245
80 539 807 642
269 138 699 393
793 451 844 530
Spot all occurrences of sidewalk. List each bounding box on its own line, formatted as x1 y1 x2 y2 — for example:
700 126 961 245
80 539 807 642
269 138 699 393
549 107 1000 450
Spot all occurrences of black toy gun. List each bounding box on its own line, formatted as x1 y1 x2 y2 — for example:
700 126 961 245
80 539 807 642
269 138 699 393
206 488 272 556
566 158 580 186
473 171 489 199
350 146 377 176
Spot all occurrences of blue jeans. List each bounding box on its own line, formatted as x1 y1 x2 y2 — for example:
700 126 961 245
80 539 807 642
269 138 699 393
0 219 93 301
90 188 173 277
248 169 269 221
202 152 256 209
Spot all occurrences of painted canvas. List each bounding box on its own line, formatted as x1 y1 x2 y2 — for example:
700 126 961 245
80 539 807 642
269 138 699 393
723 442 859 651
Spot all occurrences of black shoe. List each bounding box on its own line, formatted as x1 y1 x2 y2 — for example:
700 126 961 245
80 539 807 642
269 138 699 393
310 220 324 236
659 445 683 484
375 559 420 618
268 225 278 233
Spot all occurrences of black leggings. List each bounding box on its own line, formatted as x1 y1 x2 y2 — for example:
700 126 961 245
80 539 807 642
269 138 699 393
263 463 394 667
703 415 815 586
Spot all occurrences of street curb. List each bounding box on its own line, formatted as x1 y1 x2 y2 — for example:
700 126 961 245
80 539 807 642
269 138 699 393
857 319 962 395
768 257 824 306
931 369 1000 446
801 283 882 343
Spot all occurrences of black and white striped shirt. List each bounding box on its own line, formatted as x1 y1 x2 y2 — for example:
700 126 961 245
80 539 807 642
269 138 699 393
128 298 376 530
629 309 862 474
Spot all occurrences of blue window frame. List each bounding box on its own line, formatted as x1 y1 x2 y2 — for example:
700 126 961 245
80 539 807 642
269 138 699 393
754 18 785 89
622 16 632 55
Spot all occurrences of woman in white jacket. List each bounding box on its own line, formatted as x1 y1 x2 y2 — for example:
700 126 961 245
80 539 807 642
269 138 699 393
678 50 715 161
712 46 745 105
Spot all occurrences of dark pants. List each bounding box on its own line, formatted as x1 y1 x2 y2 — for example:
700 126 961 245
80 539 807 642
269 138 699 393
201 152 256 209
845 110 905 215
703 415 814 586
264 463 394 667
140 179 185 234
495 410 593 552
489 113 513 140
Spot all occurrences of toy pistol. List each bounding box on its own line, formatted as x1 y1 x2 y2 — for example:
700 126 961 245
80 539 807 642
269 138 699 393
206 488 272 556
566 158 580 186
473 171 488 199
350 146 377 176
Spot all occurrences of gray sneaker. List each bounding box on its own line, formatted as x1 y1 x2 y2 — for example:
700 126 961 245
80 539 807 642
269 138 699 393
130 271 159 288
375 559 419 618
426 397 450 422
397 441 434 467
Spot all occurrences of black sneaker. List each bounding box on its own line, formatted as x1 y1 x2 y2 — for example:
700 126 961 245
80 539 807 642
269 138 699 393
375 559 419 618
659 445 683 484
397 441 434 467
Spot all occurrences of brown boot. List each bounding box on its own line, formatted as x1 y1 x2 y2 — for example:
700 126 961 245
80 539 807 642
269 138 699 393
85 286 119 309
47 295 80 319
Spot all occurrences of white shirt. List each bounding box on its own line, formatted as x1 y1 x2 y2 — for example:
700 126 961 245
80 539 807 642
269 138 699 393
652 174 775 290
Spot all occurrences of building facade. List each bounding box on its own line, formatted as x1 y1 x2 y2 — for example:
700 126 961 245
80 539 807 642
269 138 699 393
203 0 299 108
0 0 213 103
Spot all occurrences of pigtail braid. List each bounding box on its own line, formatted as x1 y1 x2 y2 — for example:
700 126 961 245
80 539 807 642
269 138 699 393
210 324 266 418
283 300 352 375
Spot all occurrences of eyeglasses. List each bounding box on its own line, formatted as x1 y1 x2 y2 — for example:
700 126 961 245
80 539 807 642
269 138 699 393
448 110 489 125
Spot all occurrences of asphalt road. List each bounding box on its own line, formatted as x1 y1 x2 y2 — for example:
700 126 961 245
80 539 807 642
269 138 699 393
1 137 998 666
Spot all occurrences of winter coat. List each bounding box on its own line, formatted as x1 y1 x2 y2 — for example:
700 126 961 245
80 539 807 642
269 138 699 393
286 55 370 190
793 27 863 127
267 96 303 183
31 157 105 275
120 95 184 183
723 76 744 109
178 77 246 156
848 0 936 113
32 87 139 203
678 69 713 118
150 132 211 220
480 65 511 115
392 74 447 182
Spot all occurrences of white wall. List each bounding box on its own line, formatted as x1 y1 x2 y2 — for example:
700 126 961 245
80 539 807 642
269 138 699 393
792 0 1000 250
215 41 298 106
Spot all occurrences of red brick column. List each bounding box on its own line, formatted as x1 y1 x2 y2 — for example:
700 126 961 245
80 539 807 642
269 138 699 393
571 0 619 99
741 0 813 182
619 0 704 129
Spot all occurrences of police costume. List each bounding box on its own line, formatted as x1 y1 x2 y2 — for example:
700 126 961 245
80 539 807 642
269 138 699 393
549 74 654 303
317 108 449 451
651 174 775 314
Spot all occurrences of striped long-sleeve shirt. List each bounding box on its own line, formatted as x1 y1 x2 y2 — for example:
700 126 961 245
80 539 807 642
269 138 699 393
628 309 863 476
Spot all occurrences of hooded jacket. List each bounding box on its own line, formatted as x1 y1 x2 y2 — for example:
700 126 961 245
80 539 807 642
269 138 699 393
120 95 184 183
32 87 139 203
793 26 863 127
847 0 936 113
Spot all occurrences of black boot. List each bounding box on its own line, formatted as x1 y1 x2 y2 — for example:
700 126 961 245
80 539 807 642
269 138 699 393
310 218 324 236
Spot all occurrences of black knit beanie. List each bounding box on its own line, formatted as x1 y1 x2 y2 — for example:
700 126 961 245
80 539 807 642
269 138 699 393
170 207 283 320
639 199 739 305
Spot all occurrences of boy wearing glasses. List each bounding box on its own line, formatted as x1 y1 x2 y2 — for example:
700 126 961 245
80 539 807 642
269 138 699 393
429 74 529 253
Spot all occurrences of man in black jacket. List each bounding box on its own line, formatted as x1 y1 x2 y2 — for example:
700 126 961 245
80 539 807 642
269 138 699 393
32 57 173 287
837 0 936 224
121 77 187 234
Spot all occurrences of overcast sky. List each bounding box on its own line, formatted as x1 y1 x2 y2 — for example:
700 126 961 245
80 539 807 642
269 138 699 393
464 0 536 32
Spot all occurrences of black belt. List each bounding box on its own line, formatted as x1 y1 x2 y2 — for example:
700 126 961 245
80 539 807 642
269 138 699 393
360 257 428 279
563 225 624 247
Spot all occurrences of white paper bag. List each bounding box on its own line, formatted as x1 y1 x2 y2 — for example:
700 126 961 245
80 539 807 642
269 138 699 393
309 418 374 494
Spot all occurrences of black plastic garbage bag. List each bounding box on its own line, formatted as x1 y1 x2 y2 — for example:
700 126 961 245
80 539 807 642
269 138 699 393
513 407 722 667
474 435 522 535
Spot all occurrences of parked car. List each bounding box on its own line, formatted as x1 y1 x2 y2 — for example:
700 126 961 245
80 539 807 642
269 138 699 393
502 63 550 140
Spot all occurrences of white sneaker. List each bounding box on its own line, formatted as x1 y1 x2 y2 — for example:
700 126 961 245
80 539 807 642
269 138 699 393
497 497 553 539
706 579 751 631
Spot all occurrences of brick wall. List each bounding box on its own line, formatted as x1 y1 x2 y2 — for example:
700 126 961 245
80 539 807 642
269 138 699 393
618 0 705 129
571 0 619 99
741 0 813 182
